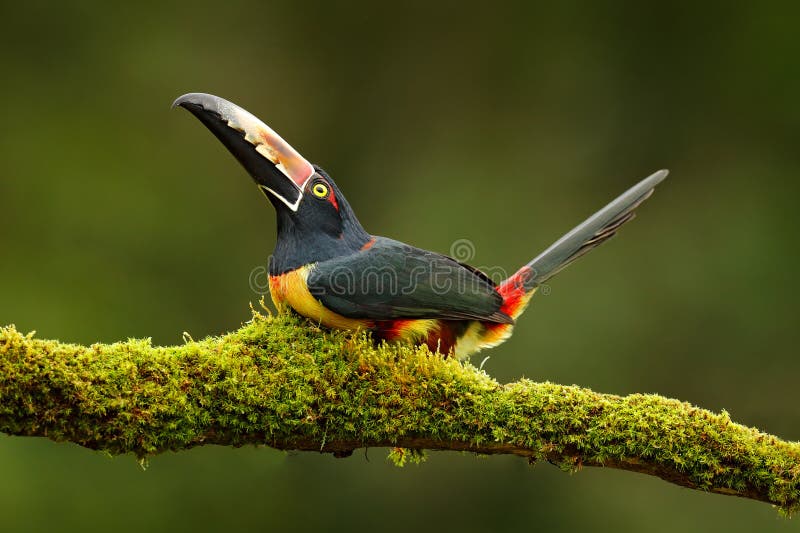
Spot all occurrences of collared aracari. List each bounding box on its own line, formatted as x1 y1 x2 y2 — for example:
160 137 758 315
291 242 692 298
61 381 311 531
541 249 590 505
173 93 667 359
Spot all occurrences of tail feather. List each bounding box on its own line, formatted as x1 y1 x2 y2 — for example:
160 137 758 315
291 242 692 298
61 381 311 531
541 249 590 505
513 169 668 292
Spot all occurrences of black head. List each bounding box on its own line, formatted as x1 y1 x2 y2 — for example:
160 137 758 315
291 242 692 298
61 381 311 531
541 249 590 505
271 166 370 274
173 93 370 274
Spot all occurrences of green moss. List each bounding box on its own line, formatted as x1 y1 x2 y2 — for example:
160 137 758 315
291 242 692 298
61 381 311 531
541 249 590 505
388 447 428 467
0 311 798 513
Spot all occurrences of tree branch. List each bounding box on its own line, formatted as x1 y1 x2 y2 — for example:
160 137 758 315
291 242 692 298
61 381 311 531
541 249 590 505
1 312 797 513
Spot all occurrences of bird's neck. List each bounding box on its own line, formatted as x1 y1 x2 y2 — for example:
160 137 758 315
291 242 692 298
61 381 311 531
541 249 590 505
269 209 371 275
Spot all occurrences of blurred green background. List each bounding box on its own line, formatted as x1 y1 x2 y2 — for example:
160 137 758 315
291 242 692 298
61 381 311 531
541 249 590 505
1 1 798 531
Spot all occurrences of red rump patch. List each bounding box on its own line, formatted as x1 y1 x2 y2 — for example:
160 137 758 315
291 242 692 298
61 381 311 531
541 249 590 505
498 266 533 318
426 321 459 356
374 319 457 356
374 319 413 341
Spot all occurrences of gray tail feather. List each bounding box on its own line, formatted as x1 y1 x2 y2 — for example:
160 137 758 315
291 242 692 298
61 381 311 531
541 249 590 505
524 169 668 289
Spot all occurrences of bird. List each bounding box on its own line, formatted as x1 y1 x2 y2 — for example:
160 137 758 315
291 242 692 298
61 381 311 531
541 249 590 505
173 93 667 360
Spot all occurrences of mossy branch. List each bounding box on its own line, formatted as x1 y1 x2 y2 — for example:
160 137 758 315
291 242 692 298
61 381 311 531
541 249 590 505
0 312 798 513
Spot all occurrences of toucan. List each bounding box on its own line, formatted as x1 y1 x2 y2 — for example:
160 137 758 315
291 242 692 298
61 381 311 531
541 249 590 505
173 93 667 359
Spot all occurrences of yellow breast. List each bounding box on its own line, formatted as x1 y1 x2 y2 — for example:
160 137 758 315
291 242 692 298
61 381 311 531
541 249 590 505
269 265 370 331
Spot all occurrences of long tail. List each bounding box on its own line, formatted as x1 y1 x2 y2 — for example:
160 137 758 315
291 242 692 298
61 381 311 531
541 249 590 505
498 169 669 319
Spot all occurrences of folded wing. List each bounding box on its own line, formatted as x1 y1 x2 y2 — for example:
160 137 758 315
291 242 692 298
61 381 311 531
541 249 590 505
306 237 513 324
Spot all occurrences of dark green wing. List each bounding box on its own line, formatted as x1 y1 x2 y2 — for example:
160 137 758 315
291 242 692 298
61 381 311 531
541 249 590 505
306 237 513 323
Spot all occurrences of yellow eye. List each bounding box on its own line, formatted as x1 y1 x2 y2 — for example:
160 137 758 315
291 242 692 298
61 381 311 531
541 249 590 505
312 182 328 198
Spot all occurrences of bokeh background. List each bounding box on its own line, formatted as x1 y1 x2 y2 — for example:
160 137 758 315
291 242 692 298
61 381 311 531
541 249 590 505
1 2 799 531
